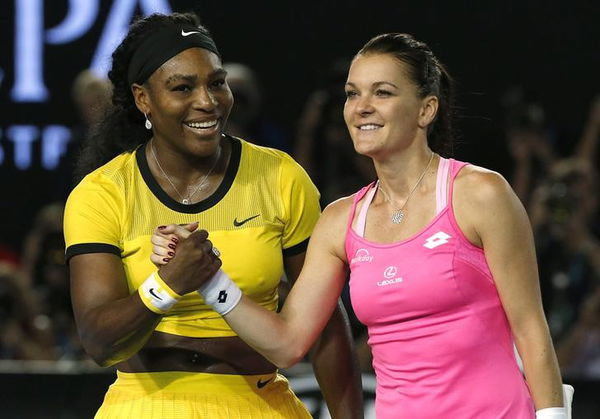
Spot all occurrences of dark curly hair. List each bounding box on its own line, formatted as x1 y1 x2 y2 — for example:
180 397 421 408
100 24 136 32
357 33 455 156
75 12 212 181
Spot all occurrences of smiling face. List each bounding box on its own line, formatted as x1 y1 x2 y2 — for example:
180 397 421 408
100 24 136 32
132 47 233 157
343 53 437 158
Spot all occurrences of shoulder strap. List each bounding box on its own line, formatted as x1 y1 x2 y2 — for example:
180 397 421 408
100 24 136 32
346 183 376 236
354 182 378 237
435 157 450 214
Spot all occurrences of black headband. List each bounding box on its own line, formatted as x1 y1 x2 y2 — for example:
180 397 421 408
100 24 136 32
127 23 220 85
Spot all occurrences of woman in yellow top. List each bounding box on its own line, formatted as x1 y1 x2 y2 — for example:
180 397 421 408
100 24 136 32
64 12 362 419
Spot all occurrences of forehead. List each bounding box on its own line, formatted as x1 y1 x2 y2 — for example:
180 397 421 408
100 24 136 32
347 53 411 85
151 48 223 81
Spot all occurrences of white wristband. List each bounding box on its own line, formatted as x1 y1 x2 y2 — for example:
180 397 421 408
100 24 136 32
138 272 181 314
198 269 242 315
536 407 566 419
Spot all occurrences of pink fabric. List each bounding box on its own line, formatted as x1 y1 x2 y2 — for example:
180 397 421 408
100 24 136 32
345 158 534 418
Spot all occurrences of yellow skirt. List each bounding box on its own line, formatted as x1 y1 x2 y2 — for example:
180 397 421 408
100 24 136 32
94 370 312 419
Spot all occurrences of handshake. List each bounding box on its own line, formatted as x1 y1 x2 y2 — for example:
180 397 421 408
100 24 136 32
139 223 242 316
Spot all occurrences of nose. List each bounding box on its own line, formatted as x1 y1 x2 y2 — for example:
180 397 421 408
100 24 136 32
193 87 217 112
355 94 374 116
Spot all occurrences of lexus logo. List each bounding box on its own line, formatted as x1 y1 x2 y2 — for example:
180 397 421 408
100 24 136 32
383 266 397 279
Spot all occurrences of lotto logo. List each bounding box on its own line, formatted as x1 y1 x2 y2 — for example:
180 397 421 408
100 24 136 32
424 231 451 249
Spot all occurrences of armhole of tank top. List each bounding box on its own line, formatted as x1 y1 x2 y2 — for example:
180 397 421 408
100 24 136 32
447 160 485 251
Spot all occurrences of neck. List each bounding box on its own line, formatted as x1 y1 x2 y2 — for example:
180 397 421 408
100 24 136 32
148 138 224 184
374 143 436 198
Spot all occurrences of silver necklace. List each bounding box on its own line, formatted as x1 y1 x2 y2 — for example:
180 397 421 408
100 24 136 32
150 140 221 205
378 152 435 224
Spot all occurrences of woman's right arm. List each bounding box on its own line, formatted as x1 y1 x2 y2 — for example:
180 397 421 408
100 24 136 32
222 203 349 367
153 198 352 368
70 253 162 367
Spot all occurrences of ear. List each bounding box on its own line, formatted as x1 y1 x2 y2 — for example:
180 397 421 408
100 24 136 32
418 95 439 129
131 83 150 115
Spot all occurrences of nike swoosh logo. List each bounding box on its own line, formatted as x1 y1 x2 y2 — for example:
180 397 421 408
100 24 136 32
256 377 273 389
181 29 201 37
149 288 163 300
233 214 260 227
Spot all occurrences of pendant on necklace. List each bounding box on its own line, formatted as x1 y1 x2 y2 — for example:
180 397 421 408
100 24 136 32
182 198 190 205
391 210 404 224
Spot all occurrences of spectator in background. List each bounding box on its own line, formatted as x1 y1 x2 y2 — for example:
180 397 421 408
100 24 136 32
20 203 84 360
223 62 291 152
72 70 112 133
529 159 600 341
0 263 54 360
557 286 600 379
54 70 113 198
504 93 556 206
295 59 375 206
575 95 600 236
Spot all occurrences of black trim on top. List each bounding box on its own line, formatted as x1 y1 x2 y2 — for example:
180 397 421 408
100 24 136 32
282 238 310 257
137 135 241 214
65 243 121 264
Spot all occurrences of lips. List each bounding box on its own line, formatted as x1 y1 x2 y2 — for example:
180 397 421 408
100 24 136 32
184 118 220 129
356 123 383 131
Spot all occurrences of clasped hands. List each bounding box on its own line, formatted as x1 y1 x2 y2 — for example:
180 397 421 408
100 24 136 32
151 222 221 296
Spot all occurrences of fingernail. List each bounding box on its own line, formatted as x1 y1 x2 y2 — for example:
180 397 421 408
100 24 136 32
163 257 170 262
158 225 166 230
171 238 178 243
168 243 176 250
168 251 174 257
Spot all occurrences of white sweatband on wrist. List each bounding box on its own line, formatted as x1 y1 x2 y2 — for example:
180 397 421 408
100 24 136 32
536 407 567 419
138 272 181 314
198 269 242 315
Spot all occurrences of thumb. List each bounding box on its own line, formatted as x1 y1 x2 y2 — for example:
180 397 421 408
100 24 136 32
183 221 199 233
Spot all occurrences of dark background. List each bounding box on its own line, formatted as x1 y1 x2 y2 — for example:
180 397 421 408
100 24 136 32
0 0 598 255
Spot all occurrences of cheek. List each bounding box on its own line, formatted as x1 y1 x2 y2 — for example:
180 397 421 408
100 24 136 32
219 90 234 114
343 102 353 126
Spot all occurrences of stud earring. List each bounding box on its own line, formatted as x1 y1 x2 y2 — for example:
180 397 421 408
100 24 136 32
144 113 152 130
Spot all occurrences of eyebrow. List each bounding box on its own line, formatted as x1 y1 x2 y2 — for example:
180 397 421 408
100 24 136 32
345 81 398 89
165 74 198 85
164 69 228 85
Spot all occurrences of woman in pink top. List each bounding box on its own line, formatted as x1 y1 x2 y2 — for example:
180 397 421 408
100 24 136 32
153 34 566 418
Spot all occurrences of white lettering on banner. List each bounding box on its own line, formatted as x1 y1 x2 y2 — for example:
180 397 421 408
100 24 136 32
7 126 39 169
91 0 171 77
2 125 71 170
11 0 171 102
46 0 99 44
42 126 71 169
12 0 47 101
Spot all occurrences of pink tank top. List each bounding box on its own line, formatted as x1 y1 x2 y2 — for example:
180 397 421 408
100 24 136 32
346 158 535 418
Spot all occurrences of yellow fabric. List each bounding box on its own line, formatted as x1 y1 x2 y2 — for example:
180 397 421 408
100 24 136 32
64 137 320 337
95 371 312 419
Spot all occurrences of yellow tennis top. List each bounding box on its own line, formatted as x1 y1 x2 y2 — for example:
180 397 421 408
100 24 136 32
64 136 320 337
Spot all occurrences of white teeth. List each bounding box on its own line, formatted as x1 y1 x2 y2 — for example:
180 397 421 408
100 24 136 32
359 124 381 131
186 120 218 129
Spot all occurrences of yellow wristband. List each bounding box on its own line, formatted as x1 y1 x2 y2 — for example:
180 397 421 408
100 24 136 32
138 272 182 314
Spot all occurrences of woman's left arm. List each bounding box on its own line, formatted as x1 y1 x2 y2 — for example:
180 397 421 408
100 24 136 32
284 252 364 419
455 167 563 411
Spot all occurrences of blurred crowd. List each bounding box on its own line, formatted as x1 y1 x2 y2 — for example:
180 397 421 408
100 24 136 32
1 64 599 382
